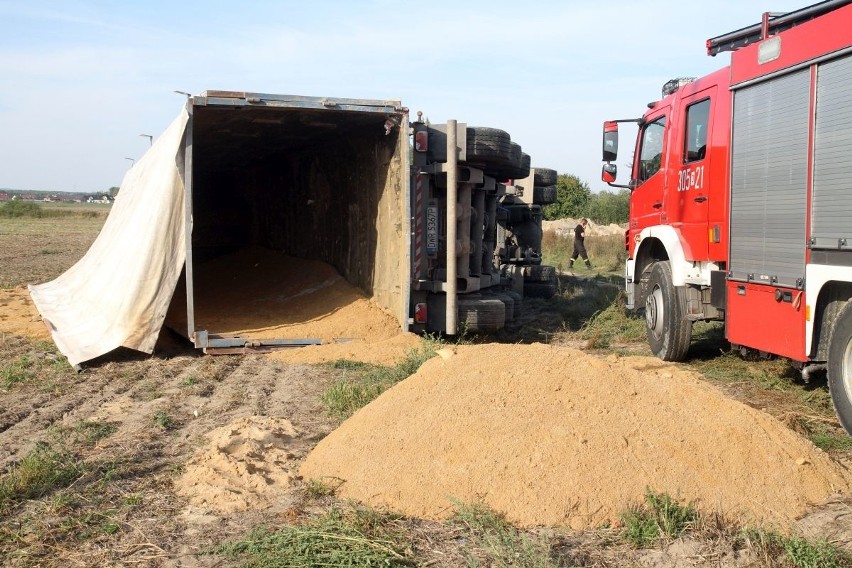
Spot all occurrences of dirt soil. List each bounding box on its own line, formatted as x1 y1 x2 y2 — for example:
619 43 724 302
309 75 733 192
301 343 852 530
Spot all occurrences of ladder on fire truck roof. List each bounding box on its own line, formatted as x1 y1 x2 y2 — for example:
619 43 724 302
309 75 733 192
706 0 852 56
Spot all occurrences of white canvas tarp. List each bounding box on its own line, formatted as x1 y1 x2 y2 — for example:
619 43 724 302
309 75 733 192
29 109 189 367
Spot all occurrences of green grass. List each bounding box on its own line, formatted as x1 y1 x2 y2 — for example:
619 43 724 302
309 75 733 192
1 355 35 388
618 491 852 567
303 478 342 499
449 501 555 567
621 489 698 547
49 420 118 448
153 410 174 430
0 200 105 219
542 230 626 277
579 295 646 349
0 443 84 513
685 345 850 451
742 528 852 568
809 425 852 452
1 346 71 391
322 344 437 419
216 505 413 567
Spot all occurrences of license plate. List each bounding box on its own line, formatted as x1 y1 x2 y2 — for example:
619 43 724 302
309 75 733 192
426 206 438 255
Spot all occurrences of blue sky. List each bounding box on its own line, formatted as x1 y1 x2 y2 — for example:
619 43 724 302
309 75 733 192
0 0 811 193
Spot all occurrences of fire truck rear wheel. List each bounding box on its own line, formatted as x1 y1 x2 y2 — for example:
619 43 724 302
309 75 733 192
827 300 852 435
644 261 692 361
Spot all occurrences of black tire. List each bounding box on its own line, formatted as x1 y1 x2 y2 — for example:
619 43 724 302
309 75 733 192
490 142 520 180
524 281 557 299
533 168 557 186
484 291 515 323
457 296 505 332
533 185 557 205
827 300 852 435
465 127 512 166
525 265 557 283
504 290 523 320
506 152 531 180
644 261 692 361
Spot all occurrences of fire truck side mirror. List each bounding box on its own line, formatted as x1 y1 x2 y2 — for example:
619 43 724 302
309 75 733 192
602 163 617 184
602 121 618 162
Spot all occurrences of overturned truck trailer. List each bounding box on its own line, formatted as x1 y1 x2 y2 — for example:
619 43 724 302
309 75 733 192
168 91 557 354
31 91 557 364
171 92 559 353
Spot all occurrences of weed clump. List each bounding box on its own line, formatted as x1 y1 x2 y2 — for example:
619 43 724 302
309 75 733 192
217 505 412 566
621 489 698 547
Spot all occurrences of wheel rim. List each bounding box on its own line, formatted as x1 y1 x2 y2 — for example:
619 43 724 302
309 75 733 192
843 333 852 404
646 284 664 340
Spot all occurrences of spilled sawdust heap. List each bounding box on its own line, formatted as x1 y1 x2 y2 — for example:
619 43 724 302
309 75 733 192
300 343 852 529
0 287 51 341
175 416 300 514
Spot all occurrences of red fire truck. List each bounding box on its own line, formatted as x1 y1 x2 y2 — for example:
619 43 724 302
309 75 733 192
601 0 852 434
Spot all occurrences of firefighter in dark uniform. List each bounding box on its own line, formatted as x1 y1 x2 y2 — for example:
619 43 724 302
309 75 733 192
568 218 592 269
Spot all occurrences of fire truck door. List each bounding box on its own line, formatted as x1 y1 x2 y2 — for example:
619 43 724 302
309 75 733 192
630 111 668 235
671 92 714 260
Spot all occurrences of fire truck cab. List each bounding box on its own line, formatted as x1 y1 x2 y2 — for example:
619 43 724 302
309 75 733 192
602 0 852 434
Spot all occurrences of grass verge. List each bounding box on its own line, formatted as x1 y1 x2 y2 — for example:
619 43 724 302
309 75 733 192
620 490 852 567
742 528 852 568
322 344 437 419
0 443 83 513
216 505 413 567
449 501 555 567
579 295 646 349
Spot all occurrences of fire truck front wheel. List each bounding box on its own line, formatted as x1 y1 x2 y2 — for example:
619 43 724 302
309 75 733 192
827 301 852 435
644 261 692 361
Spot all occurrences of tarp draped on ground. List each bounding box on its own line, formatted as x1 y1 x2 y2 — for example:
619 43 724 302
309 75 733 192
29 110 189 367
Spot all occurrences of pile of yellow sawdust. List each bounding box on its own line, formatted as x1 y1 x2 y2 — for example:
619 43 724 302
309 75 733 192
0 287 51 341
300 343 852 529
175 416 300 513
268 332 424 366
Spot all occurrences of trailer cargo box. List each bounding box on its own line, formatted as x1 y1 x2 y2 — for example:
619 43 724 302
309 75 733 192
167 92 411 352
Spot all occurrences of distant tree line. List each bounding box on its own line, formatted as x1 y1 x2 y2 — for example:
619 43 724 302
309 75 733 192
542 174 629 224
